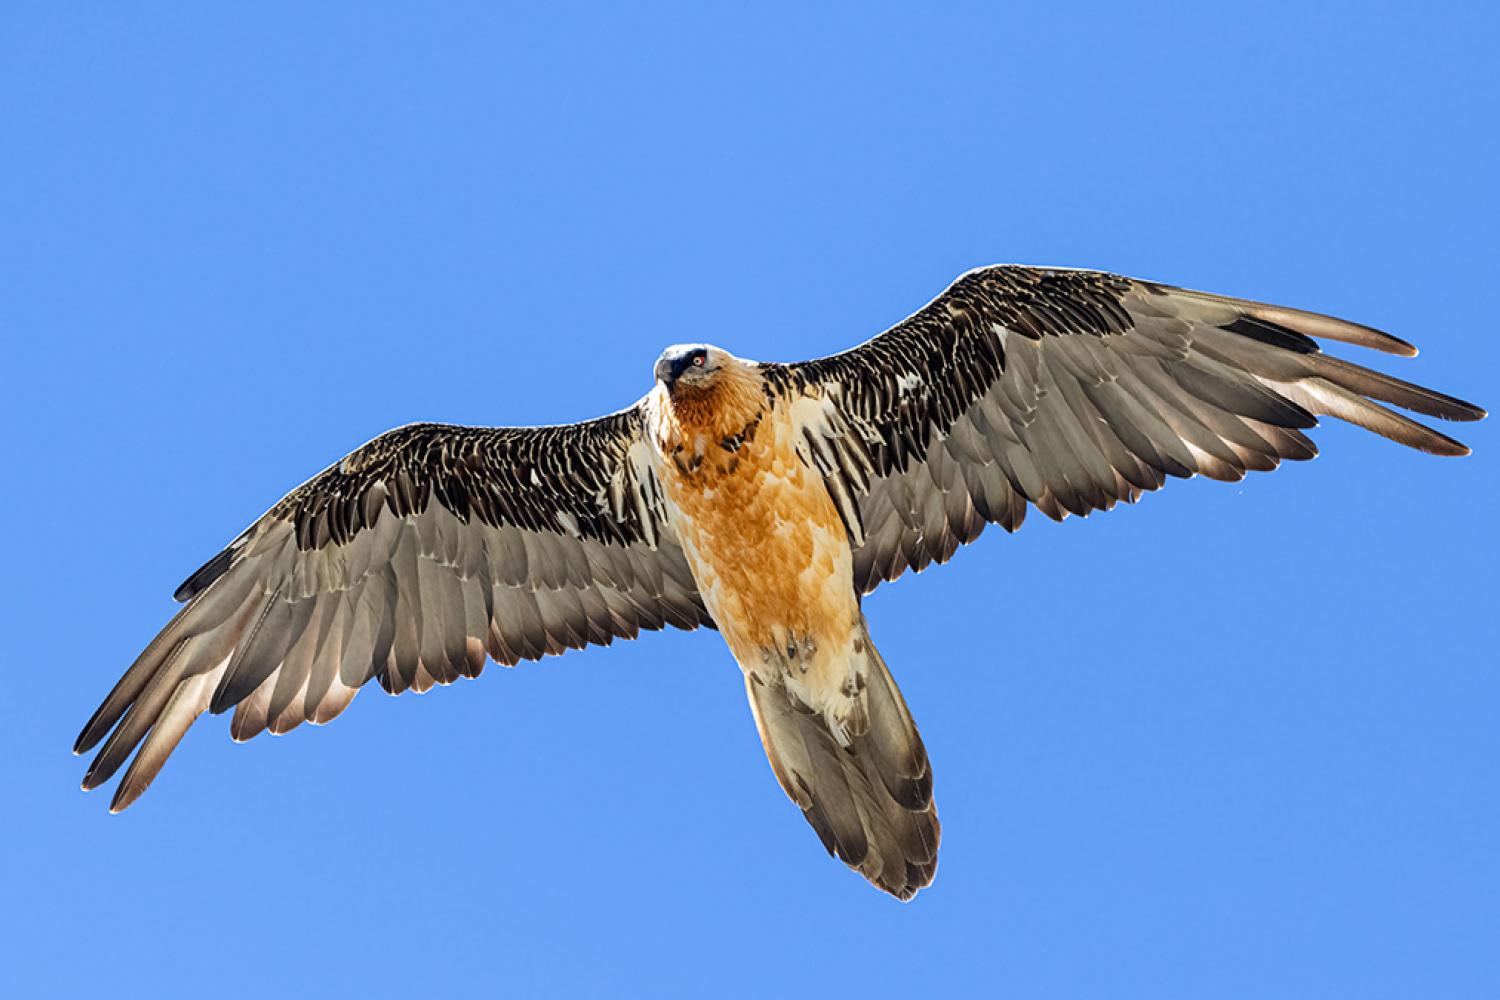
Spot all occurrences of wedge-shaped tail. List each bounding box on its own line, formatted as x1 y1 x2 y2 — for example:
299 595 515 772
745 622 939 900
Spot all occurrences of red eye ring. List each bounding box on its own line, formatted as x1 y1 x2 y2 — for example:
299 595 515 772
692 354 705 366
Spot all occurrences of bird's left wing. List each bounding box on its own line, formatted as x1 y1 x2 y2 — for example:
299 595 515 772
76 409 710 811
768 265 1485 593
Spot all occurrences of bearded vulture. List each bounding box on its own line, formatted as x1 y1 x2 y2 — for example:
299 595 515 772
75 265 1484 899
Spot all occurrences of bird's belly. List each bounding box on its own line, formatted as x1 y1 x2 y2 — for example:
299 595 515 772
663 434 858 674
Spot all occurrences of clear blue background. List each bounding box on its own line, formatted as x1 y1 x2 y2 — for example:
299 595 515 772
5 4 1496 997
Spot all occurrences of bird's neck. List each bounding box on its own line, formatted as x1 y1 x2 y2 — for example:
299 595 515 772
651 363 767 458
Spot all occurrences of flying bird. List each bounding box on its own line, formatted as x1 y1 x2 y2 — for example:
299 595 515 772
76 265 1484 899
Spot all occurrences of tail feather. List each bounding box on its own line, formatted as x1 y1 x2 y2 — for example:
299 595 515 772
745 624 939 900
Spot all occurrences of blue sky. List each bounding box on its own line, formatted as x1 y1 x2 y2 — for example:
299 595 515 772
5 4 1497 997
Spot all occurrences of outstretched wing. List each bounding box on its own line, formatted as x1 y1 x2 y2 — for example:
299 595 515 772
76 408 710 811
770 266 1485 593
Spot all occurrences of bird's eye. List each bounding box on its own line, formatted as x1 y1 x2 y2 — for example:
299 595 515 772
692 354 706 367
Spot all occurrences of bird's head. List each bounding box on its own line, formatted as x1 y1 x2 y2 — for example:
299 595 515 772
651 343 764 436
654 343 729 392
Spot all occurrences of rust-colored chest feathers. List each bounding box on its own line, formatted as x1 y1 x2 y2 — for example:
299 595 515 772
648 370 858 672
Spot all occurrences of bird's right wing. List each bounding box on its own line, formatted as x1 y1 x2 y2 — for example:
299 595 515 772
771 265 1484 594
76 408 711 811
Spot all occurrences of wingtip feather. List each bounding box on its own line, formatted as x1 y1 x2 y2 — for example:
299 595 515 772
108 784 143 813
174 546 236 602
1249 304 1419 357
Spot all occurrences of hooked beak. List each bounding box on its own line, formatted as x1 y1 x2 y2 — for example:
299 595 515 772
655 352 699 387
654 355 677 386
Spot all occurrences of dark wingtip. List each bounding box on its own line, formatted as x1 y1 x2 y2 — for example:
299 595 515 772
74 709 111 756
1451 400 1487 422
174 547 235 602
1422 394 1486 423
1433 433 1473 457
1422 430 1472 457
1369 330 1419 358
